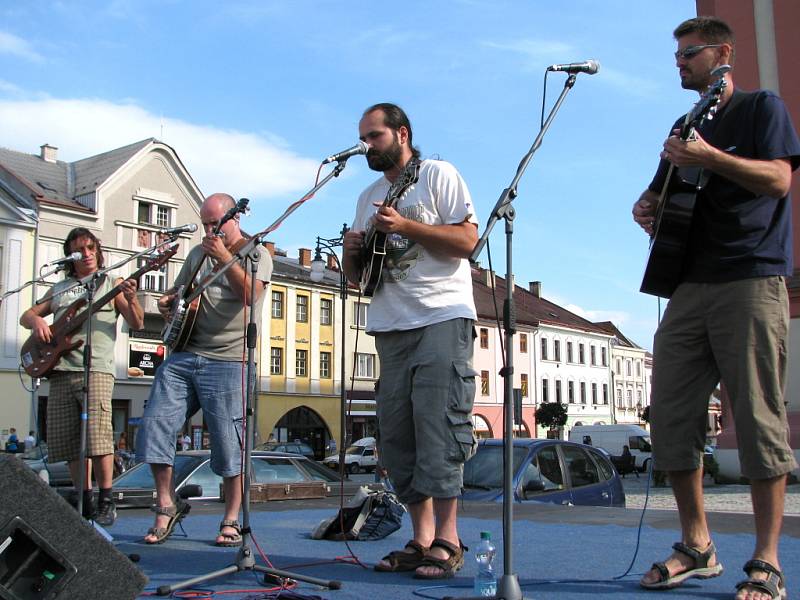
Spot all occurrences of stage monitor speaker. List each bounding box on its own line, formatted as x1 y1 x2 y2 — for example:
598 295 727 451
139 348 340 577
0 454 147 600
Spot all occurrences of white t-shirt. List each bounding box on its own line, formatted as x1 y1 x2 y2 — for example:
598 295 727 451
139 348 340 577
352 159 478 333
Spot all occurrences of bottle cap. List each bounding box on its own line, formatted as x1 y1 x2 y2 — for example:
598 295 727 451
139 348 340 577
480 531 491 540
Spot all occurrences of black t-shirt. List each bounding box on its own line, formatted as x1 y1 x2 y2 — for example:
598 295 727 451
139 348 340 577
649 89 800 283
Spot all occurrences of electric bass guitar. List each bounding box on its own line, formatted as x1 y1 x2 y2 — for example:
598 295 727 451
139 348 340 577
639 67 729 298
20 245 177 378
359 158 421 297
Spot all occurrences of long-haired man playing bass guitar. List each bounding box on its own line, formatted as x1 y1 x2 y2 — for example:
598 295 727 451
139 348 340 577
343 103 479 580
633 17 799 600
20 227 144 526
137 193 272 546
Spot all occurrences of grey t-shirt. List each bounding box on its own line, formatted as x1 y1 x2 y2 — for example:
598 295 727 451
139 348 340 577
177 242 272 361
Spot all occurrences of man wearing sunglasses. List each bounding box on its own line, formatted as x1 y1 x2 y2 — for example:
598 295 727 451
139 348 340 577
632 16 799 600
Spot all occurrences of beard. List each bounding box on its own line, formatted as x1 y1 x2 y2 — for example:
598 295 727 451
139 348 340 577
366 133 404 173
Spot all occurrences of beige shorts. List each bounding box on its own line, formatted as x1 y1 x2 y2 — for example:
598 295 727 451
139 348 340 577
46 371 115 462
650 276 797 480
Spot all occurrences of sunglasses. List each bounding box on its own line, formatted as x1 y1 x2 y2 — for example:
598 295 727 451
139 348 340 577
674 44 722 60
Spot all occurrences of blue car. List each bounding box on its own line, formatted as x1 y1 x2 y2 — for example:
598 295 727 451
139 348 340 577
462 438 625 508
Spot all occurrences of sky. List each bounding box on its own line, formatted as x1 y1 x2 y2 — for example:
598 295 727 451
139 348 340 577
0 0 701 351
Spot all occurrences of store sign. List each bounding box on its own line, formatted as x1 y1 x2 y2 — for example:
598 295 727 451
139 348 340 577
128 341 166 378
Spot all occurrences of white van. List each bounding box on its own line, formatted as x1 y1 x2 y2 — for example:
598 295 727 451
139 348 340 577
568 424 652 470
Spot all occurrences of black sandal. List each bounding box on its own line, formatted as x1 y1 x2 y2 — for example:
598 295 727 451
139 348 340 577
413 538 467 580
375 540 429 572
215 519 243 547
640 541 723 589
735 559 786 599
144 500 191 545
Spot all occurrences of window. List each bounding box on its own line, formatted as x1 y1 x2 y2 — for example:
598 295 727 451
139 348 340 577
320 352 331 378
138 201 171 227
296 350 308 376
555 380 562 403
616 358 621 375
356 353 376 378
554 340 561 362
271 291 284 319
481 371 490 395
520 373 528 397
562 445 600 487
590 346 596 366
578 343 585 364
591 383 598 404
541 337 548 361
636 361 642 377
568 380 574 403
138 257 166 292
566 341 573 363
601 347 607 366
616 388 623 407
480 328 489 349
626 389 633 408
270 347 283 375
626 360 632 376
637 390 643 406
320 298 332 325
541 378 549 403
296 295 308 323
520 334 527 353
603 383 609 405
354 303 368 328
580 382 586 405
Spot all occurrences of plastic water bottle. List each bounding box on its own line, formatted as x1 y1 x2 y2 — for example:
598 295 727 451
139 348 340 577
473 531 497 597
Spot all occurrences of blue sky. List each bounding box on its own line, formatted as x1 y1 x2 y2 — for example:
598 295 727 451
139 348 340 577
0 0 700 350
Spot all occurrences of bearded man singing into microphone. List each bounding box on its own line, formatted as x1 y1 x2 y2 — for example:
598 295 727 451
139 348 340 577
343 103 479 579
137 193 272 546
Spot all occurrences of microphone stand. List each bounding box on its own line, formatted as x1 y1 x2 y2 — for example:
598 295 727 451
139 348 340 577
459 73 579 600
160 160 351 595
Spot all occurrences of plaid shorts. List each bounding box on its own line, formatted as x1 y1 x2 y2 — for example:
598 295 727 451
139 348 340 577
47 371 115 462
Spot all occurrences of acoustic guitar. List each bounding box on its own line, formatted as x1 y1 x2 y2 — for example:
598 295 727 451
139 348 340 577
639 68 729 298
359 158 421 297
20 245 177 378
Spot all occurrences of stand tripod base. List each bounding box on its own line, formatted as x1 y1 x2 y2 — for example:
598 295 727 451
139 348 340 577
155 542 341 596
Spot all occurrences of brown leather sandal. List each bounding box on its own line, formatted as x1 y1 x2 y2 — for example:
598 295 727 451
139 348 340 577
374 540 429 572
215 519 243 547
413 538 467 580
144 500 191 545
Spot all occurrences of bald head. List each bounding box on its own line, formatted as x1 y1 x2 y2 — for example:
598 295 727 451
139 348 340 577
201 192 240 244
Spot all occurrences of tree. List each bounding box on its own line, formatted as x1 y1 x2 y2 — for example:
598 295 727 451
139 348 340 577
535 402 568 430
640 405 650 423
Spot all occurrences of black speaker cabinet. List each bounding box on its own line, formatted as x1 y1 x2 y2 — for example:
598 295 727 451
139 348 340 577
0 454 147 599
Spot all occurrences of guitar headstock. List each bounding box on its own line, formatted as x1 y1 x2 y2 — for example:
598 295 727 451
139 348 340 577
684 65 730 135
144 242 179 270
386 158 421 204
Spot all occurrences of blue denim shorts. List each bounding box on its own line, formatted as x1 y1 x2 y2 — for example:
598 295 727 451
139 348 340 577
136 352 248 478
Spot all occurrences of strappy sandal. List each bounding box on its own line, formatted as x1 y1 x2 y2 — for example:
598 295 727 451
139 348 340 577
215 519 243 547
413 538 467 580
144 500 191 545
640 540 723 589
374 540 429 572
735 559 787 599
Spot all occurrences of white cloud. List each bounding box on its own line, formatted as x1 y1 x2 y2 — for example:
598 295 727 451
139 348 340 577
0 96 320 200
481 38 574 63
0 31 43 62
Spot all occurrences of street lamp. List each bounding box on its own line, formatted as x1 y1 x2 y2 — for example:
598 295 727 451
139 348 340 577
310 223 350 477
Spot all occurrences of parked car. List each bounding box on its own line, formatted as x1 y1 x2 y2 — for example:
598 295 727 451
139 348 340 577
93 450 375 508
18 442 72 486
254 441 315 459
568 424 652 471
324 444 377 474
461 438 625 508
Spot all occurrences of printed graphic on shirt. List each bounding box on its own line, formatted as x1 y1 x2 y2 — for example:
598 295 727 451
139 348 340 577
382 202 426 284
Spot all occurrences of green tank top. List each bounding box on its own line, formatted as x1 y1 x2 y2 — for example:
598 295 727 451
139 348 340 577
49 275 119 375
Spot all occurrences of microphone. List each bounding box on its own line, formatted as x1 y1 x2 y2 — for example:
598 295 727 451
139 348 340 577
158 223 198 236
321 141 370 164
43 252 82 267
547 59 600 75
